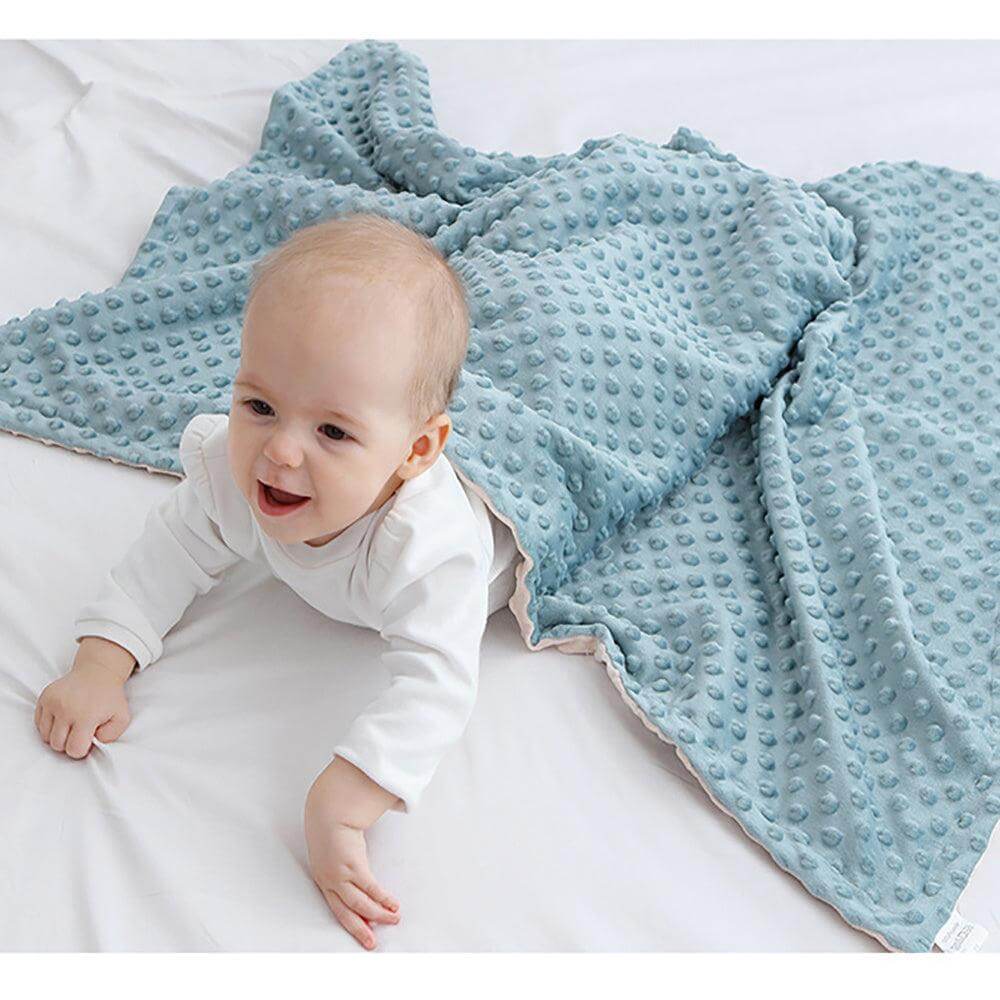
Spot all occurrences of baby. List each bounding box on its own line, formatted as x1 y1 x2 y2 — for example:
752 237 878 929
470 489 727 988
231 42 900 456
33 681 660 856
33 212 518 950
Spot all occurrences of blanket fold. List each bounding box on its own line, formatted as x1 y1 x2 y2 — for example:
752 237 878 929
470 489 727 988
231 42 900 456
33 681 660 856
2 40 997 953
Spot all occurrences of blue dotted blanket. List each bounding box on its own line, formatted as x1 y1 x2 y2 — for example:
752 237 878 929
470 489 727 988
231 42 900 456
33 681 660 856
2 41 997 952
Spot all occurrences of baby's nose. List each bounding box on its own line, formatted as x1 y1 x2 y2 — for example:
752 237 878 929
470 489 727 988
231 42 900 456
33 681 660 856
263 430 304 466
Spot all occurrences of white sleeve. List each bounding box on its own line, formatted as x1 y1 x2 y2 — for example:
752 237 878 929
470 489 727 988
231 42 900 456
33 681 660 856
332 516 490 815
72 415 242 673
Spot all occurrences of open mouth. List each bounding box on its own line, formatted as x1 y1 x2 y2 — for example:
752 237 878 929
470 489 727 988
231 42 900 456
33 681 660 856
257 480 312 517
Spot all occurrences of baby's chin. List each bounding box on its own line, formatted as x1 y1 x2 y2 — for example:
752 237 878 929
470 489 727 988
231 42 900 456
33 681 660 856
255 516 334 547
241 476 363 546
252 499 347 547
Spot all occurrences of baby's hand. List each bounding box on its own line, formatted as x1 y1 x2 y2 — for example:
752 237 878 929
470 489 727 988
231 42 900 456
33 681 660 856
35 639 135 758
304 798 401 950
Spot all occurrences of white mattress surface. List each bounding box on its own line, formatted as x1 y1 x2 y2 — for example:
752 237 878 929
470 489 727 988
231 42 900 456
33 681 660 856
2 39 999 952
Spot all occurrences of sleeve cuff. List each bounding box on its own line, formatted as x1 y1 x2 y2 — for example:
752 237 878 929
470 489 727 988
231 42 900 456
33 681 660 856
331 746 416 814
73 620 154 672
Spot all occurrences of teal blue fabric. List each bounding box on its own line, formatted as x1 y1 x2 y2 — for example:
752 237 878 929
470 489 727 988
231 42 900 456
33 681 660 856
2 40 998 952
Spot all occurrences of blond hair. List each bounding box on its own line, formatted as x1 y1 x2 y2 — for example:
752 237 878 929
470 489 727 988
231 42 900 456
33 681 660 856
244 212 470 428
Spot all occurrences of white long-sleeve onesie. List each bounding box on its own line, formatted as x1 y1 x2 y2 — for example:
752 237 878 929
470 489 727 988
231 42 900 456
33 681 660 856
72 412 519 814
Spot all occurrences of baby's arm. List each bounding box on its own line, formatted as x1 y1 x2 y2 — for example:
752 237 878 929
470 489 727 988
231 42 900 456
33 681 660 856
332 531 490 814
36 450 241 757
72 467 242 672
304 525 490 948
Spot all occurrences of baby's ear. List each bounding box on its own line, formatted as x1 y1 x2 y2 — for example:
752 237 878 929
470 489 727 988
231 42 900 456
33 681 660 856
430 412 452 452
402 413 451 474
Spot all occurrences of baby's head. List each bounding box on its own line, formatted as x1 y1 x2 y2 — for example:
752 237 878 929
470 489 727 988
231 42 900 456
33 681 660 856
227 212 470 547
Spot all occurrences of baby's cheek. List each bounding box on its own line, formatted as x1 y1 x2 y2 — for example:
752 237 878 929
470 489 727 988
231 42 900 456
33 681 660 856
314 478 349 519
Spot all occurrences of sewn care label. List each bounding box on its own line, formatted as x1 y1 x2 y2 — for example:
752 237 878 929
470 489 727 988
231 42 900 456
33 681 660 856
933 909 989 952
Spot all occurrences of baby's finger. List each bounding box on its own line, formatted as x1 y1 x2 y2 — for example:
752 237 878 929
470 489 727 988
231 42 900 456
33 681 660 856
34 700 43 731
352 871 400 913
65 723 94 760
38 708 54 742
339 881 400 924
321 887 377 950
94 711 129 744
48 718 70 753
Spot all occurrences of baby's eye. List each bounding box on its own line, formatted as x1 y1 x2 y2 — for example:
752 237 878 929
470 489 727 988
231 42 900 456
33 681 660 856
321 424 348 442
246 399 273 416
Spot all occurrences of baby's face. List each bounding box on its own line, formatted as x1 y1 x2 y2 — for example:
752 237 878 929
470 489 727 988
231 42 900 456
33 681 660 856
228 266 425 547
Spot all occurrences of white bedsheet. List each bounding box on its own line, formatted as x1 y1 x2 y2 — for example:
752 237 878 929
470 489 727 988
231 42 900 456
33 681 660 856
2 39 999 953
